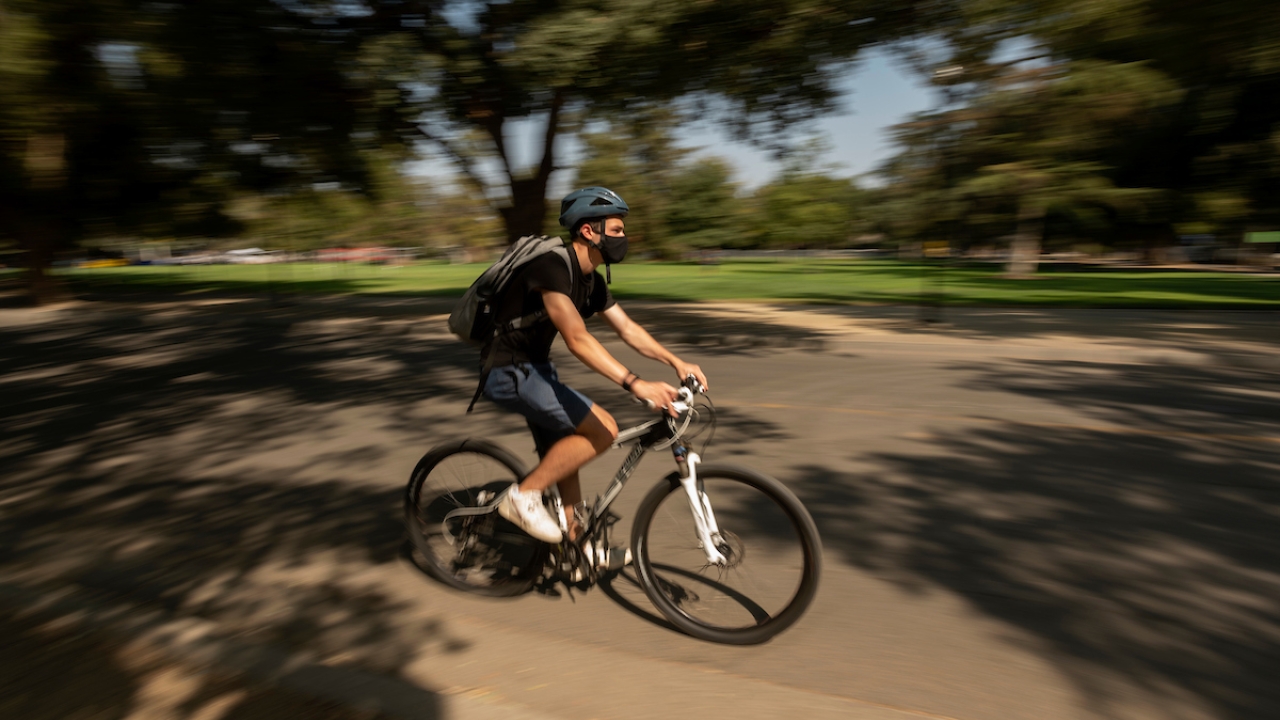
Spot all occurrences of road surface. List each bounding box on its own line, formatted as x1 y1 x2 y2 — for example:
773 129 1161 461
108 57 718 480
2 296 1277 720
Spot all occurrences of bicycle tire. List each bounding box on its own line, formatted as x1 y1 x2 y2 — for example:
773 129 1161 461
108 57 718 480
631 464 822 645
403 438 548 597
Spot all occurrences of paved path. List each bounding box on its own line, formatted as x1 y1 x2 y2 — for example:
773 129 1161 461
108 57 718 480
2 297 1278 720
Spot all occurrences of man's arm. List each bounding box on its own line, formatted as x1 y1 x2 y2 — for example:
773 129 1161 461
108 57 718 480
601 303 708 391
542 290 679 413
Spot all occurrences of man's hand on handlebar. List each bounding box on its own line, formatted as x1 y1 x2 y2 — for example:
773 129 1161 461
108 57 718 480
674 362 708 393
631 378 680 417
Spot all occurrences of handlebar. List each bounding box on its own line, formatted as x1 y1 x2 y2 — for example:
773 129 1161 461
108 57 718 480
682 374 706 394
633 375 704 413
616 375 709 449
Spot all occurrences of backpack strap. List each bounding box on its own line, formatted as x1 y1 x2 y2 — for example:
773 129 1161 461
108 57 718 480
467 352 496 414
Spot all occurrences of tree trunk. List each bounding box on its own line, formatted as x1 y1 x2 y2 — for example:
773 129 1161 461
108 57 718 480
1139 223 1178 265
1005 205 1043 278
27 261 67 306
499 177 549 244
495 93 565 244
21 226 69 306
19 133 71 305
0 214 68 306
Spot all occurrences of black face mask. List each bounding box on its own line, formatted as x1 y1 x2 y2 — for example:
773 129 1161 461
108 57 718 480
596 233 628 265
583 223 628 282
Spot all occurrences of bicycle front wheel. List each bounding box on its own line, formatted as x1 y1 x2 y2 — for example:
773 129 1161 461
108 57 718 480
404 439 548 597
632 465 822 645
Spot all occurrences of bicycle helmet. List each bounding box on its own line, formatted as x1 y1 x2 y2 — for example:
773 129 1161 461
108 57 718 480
558 186 629 233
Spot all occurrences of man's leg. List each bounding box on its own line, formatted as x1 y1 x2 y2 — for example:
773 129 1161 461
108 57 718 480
488 364 614 543
555 471 582 540
520 404 617 493
519 404 617 540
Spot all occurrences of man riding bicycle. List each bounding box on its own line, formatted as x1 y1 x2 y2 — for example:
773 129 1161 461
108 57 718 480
481 186 709 570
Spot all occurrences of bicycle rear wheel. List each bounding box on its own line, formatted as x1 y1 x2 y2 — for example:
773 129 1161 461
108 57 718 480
631 465 822 645
404 439 548 597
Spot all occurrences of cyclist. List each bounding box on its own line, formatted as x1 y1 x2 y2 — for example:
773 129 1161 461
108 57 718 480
482 186 709 570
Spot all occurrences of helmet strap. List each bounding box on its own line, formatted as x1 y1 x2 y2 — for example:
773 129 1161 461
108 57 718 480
582 220 612 283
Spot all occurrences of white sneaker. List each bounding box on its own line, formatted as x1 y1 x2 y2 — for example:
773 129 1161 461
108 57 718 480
584 541 632 572
497 484 563 543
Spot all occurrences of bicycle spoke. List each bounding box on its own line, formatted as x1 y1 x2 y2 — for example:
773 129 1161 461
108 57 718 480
404 442 545 597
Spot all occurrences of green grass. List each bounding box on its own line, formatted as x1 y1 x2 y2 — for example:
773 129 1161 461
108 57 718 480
55 259 1280 308
58 261 479 297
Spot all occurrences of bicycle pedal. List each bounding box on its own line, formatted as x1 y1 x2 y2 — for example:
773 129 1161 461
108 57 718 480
555 544 592 583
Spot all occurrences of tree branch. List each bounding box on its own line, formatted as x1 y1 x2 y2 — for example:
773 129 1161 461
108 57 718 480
418 125 490 196
536 90 565 186
480 115 513 184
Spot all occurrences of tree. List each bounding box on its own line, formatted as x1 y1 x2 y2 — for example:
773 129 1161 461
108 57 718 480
748 139 864 249
411 0 933 244
226 148 499 252
879 58 1179 269
0 0 947 301
888 0 1280 256
664 158 744 253
0 0 432 302
572 108 694 258
962 61 1173 274
957 161 1157 276
749 175 863 249
573 111 752 256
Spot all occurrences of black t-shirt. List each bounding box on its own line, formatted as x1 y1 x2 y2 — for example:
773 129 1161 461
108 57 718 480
482 249 615 366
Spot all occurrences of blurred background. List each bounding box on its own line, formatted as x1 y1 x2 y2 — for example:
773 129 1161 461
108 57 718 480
3 0 1279 304
4 4 1280 720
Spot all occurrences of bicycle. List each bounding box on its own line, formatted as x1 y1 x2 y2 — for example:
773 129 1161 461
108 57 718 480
403 377 822 645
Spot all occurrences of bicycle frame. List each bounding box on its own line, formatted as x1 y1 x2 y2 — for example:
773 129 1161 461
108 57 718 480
568 415 728 567
444 388 731 567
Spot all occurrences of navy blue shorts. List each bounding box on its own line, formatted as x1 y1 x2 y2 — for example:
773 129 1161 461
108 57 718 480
483 362 595 458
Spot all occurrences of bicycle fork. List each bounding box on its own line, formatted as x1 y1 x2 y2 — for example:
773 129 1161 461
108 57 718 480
674 444 728 566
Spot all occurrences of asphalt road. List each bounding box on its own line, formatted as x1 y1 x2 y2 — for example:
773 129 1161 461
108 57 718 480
2 297 1278 720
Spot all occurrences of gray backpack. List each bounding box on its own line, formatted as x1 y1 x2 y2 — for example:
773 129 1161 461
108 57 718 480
448 235 574 346
450 235 575 412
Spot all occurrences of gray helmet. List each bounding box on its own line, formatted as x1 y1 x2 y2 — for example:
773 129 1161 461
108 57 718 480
558 187 629 232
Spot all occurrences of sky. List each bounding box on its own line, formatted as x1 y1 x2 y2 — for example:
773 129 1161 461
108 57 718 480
409 48 936 195
672 49 934 189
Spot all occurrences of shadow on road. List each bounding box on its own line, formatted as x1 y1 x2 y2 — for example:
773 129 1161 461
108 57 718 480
0 298 488 717
9 294 1277 718
791 359 1280 720
0 603 426 719
0 295 824 715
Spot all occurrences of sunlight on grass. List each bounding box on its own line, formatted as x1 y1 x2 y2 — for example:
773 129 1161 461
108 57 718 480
57 260 1280 308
